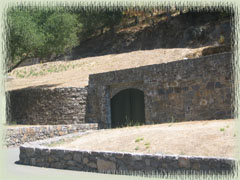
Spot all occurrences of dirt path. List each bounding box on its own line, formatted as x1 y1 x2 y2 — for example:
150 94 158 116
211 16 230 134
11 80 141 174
6 48 207 91
52 119 236 158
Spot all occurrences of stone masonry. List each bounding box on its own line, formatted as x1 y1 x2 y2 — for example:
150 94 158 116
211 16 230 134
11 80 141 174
18 133 236 175
7 53 233 127
86 52 233 128
7 87 88 125
4 123 98 147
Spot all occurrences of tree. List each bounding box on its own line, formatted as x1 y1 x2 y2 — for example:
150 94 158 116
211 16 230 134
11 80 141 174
7 9 46 71
101 10 123 36
7 8 81 71
77 10 123 40
7 8 124 71
43 11 81 59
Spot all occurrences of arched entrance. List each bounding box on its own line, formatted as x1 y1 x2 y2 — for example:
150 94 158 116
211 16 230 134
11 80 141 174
111 88 145 128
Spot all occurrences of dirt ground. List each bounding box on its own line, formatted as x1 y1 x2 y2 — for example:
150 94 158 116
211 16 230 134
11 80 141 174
51 119 236 158
6 47 207 91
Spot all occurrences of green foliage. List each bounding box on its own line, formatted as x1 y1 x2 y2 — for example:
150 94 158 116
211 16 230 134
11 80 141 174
7 7 161 70
7 7 81 70
7 7 124 70
144 142 150 149
43 12 80 57
77 9 123 39
135 137 144 142
134 146 139 150
7 9 46 65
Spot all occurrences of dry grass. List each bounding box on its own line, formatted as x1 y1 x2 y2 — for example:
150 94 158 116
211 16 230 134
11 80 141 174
50 119 236 158
6 47 209 91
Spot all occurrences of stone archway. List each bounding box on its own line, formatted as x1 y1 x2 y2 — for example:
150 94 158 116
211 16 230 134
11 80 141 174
111 88 145 128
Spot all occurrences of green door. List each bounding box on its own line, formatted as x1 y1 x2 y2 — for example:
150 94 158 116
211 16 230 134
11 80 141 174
111 89 145 128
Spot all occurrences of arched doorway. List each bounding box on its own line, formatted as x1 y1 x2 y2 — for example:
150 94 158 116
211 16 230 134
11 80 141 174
111 88 145 128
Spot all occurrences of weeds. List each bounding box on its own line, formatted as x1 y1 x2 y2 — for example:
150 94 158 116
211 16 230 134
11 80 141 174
220 128 225 132
134 138 150 150
12 62 83 79
144 142 150 149
134 146 139 151
135 137 144 143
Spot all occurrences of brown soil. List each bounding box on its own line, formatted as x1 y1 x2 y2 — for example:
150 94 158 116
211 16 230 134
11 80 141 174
7 47 213 91
52 119 236 158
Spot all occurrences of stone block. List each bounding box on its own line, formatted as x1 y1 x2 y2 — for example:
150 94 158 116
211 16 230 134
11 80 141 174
215 82 223 88
178 157 191 169
145 159 151 166
206 82 215 89
41 148 50 156
97 158 116 172
63 153 73 161
73 152 82 163
30 158 36 166
66 160 76 166
192 162 201 170
87 162 97 168
25 147 35 157
83 157 88 164
158 89 165 95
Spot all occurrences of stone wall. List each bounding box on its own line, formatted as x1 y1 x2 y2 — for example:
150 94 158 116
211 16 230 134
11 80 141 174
7 53 233 128
7 87 87 125
4 123 98 147
86 52 233 128
18 134 236 175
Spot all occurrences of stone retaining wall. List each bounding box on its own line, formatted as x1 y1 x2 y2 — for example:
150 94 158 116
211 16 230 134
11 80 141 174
86 53 233 128
7 87 88 125
7 53 234 128
18 132 236 175
4 123 98 147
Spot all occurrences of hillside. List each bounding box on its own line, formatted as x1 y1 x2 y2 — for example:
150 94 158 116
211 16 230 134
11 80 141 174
66 11 232 60
7 46 230 91
6 11 232 91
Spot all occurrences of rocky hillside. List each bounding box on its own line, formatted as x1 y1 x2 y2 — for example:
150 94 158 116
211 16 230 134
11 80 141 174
64 11 232 60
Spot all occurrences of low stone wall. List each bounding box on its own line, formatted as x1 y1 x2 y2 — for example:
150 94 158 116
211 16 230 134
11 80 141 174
4 123 98 147
18 132 236 175
7 87 88 125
